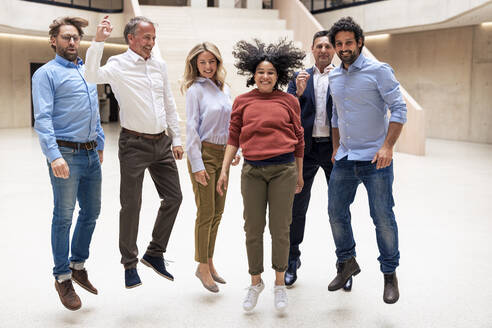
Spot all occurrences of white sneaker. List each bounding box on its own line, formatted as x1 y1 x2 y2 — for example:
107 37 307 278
243 280 265 311
274 285 288 312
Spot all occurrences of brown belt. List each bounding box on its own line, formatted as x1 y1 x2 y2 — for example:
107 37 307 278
122 128 166 140
202 141 226 150
57 140 97 150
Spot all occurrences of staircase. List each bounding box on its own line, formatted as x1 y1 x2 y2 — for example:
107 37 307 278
140 5 297 131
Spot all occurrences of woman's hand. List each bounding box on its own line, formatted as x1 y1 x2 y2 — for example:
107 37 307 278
216 170 228 196
194 170 210 186
295 173 304 194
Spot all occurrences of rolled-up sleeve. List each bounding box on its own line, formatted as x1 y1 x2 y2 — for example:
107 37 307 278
377 64 407 124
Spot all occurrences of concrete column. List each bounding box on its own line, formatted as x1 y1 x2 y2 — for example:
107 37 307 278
218 0 235 8
246 0 262 9
190 0 207 7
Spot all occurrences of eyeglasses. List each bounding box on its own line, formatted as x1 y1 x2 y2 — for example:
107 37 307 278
59 34 81 42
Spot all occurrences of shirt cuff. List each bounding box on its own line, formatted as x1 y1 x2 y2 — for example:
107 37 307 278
171 137 182 147
389 114 407 125
189 158 205 173
47 149 62 163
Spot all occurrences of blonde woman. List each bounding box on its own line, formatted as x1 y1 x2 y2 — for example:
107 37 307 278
182 42 240 293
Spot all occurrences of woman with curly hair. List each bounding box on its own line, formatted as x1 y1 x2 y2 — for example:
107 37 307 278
217 39 305 312
182 42 240 293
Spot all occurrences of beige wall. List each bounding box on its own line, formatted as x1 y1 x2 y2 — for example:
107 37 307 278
0 35 126 128
366 24 492 143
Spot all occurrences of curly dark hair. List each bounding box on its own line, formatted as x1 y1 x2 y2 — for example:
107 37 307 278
232 38 305 90
328 17 365 52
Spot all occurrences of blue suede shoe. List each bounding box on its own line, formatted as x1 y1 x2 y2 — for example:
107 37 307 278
125 268 142 289
140 254 174 281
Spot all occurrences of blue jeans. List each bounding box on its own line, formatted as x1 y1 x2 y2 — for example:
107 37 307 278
48 147 101 279
328 156 399 273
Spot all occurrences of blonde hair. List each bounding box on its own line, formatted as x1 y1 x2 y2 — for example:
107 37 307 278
181 42 226 94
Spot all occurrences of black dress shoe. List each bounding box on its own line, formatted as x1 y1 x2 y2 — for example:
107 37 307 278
284 258 301 287
328 257 361 291
383 272 399 304
343 276 353 291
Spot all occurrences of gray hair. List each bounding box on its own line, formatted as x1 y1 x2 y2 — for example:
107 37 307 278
123 16 155 44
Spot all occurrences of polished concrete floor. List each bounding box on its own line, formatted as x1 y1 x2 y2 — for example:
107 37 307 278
1 123 491 327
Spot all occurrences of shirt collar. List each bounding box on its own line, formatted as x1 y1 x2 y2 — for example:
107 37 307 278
349 53 366 71
196 77 221 88
313 64 332 75
55 54 83 67
126 48 151 63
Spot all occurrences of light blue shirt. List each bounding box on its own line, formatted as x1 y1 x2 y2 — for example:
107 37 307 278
32 54 104 163
330 53 407 161
186 77 232 173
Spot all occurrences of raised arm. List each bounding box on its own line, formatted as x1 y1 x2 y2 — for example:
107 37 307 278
84 16 115 84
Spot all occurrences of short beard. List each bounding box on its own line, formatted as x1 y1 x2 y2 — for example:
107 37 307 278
57 47 78 62
339 50 358 67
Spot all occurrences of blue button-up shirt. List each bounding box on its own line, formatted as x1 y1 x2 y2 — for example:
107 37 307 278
329 53 407 161
32 55 104 162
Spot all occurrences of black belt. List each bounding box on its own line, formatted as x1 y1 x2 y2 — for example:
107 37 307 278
122 128 166 140
57 140 97 150
312 136 331 143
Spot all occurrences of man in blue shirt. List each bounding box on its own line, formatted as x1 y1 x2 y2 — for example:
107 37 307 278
32 16 105 311
327 17 407 304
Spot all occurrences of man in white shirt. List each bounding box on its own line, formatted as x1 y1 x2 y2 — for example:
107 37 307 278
285 30 352 290
85 16 183 289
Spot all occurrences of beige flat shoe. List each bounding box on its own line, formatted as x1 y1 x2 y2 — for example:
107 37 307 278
211 272 226 284
195 268 219 293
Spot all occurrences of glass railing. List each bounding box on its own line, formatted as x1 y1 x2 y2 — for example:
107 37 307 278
22 0 124 13
300 0 386 14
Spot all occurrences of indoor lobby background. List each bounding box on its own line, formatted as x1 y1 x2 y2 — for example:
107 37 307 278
1 0 491 327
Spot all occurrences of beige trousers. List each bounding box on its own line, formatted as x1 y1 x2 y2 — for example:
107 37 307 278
241 162 298 275
188 144 227 263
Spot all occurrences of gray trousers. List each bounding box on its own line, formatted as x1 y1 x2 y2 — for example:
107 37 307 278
118 129 182 269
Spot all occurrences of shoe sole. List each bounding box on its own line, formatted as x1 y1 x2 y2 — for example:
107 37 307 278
125 282 142 289
328 268 361 292
72 277 98 295
140 258 174 281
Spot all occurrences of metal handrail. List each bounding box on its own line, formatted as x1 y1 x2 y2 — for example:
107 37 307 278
301 0 386 15
22 0 124 13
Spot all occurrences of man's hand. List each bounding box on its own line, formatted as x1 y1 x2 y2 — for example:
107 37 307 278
371 145 393 169
95 16 112 42
172 146 184 160
331 147 338 164
231 155 241 166
194 170 210 186
51 157 70 179
98 150 104 164
295 70 310 97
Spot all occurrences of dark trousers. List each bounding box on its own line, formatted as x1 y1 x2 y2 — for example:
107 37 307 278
289 138 333 261
118 129 182 269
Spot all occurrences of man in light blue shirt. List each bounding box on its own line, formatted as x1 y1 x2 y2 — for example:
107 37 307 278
326 17 407 304
32 16 104 311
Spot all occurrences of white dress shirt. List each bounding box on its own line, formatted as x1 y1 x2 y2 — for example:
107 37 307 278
85 41 181 146
186 78 232 173
312 65 332 137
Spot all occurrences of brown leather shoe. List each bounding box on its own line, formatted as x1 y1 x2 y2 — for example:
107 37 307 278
55 280 82 311
72 268 98 295
383 272 399 304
